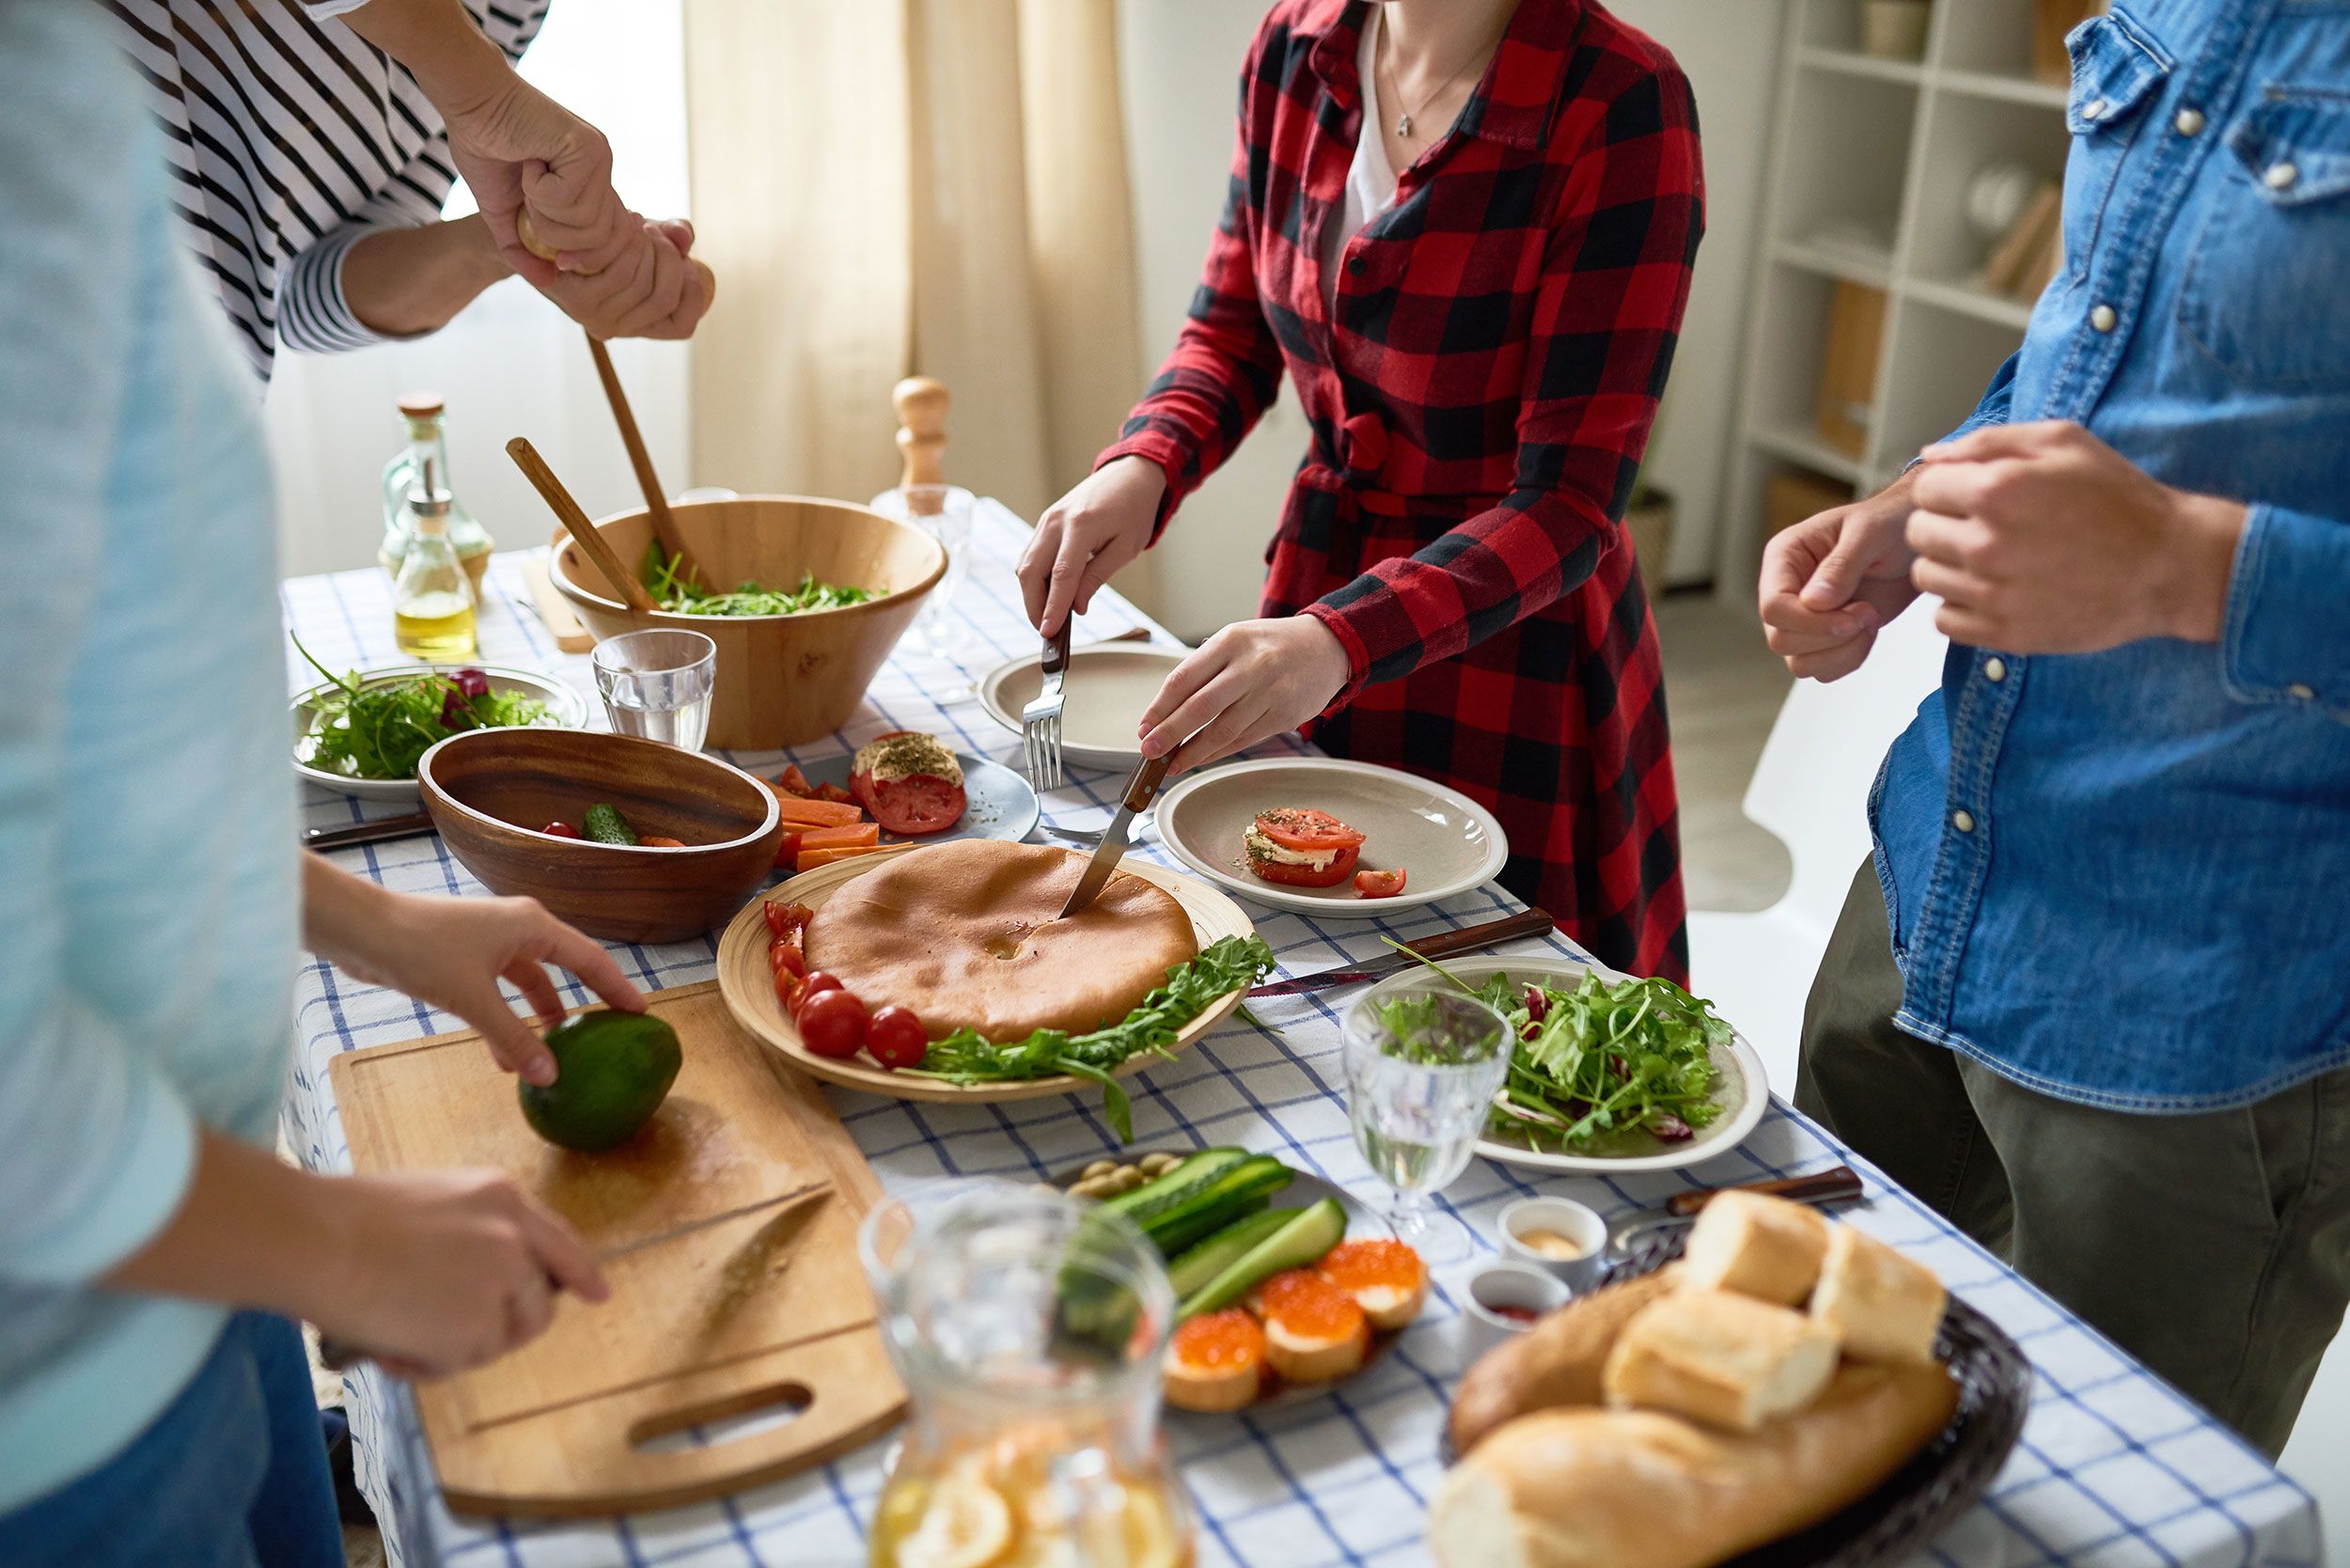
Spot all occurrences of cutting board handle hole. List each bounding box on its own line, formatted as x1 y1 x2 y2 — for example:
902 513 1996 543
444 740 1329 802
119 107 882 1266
629 1381 813 1454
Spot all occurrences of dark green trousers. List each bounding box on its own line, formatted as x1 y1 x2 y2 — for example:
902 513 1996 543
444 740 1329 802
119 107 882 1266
1795 860 2350 1458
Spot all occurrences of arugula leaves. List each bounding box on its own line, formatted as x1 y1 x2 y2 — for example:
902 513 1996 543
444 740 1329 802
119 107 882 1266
1388 940 1731 1152
294 637 551 781
908 934 1276 1141
640 541 876 617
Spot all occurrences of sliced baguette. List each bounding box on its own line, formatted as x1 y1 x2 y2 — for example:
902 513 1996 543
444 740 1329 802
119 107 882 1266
1679 1190 1830 1306
1429 1362 1961 1568
1810 1223 1947 1365
1602 1289 1841 1433
1449 1271 1676 1456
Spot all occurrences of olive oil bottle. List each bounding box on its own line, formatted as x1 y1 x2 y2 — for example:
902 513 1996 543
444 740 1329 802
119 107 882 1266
392 459 478 660
379 392 493 589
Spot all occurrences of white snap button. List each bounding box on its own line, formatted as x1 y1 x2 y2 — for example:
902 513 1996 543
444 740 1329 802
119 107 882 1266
2289 682 2317 700
2091 304 2119 333
2266 162 2299 191
1983 657 2008 683
2082 98 2108 120
1952 809 1977 834
2174 107 2205 136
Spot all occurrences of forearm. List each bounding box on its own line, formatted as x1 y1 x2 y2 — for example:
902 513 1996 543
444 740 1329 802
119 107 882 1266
103 1128 347 1318
337 215 509 337
302 852 400 971
337 0 513 120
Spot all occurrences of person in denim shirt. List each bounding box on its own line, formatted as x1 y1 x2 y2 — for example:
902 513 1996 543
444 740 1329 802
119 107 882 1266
1759 0 2350 1456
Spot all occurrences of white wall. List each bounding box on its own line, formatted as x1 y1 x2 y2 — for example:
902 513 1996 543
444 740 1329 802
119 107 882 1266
1110 0 1790 640
263 0 693 580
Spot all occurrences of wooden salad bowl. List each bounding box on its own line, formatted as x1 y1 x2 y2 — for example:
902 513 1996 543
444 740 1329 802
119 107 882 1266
548 494 947 749
713 853 1256 1102
418 728 783 944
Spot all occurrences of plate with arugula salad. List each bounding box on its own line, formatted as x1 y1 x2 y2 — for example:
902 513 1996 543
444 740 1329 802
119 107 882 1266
291 652 587 801
1366 953 1765 1174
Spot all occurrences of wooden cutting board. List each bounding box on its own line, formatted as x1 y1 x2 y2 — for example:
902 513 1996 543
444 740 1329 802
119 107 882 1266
328 981 905 1517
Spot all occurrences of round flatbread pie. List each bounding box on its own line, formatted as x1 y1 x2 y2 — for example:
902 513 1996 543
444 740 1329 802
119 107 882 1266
803 839 1198 1040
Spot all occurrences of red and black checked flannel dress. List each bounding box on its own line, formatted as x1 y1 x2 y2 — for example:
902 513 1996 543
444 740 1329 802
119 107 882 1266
1099 0 1700 980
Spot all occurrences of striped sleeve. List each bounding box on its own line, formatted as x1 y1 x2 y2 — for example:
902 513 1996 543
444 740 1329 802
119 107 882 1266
276 221 384 352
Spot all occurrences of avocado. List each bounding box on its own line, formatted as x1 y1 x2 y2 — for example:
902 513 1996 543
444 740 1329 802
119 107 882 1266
1177 1197 1348 1320
518 1010 682 1152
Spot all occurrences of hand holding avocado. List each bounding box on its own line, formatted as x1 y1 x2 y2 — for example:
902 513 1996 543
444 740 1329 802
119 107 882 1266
304 857 647 1085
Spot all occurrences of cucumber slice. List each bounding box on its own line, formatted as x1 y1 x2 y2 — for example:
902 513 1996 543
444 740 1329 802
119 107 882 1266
1166 1206 1308 1300
1097 1148 1248 1230
1147 1158 1293 1256
1178 1197 1349 1320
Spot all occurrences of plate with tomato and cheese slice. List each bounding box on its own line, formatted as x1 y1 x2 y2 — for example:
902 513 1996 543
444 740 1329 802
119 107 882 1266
1152 758 1509 917
778 733 1040 855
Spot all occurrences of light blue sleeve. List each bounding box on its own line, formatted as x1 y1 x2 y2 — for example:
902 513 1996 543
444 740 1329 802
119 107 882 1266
0 2 199 1286
1927 352 2019 455
2219 504 2350 724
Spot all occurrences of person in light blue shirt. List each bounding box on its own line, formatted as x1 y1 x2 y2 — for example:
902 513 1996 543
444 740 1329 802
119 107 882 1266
1760 0 2350 1456
0 5 652 1560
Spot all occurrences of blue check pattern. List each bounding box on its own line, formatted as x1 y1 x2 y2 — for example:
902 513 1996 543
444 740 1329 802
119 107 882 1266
280 502 2318 1568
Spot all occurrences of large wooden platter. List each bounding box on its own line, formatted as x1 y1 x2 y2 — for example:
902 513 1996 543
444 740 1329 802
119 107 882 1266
329 982 905 1517
715 849 1257 1103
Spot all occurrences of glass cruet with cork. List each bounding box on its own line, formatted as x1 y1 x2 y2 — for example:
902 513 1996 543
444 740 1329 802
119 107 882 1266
392 459 479 661
379 392 493 591
859 1184 1194 1568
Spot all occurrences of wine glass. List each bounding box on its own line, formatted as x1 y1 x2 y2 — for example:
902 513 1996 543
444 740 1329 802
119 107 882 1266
869 483 975 659
1341 983 1512 1258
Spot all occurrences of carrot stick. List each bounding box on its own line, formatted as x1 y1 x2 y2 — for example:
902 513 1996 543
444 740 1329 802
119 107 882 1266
797 843 889 870
768 791 864 826
798 821 880 851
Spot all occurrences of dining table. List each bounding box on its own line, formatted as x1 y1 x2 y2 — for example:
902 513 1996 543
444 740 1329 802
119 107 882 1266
283 498 2321 1568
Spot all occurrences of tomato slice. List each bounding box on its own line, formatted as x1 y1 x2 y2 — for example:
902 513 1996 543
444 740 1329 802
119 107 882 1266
850 768 967 836
1353 867 1407 899
1253 808 1366 853
761 900 813 942
813 781 857 806
774 763 817 799
1247 842 1360 888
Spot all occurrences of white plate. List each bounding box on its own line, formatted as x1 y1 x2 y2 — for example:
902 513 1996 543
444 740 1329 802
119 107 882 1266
1361 954 1768 1175
291 664 589 802
1152 758 1509 918
977 645 1188 771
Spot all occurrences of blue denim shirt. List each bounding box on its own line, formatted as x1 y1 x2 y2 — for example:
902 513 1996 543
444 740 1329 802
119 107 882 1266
1874 0 2350 1112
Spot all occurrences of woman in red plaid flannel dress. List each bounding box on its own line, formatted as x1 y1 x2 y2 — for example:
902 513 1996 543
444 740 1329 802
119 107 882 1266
1022 0 1700 981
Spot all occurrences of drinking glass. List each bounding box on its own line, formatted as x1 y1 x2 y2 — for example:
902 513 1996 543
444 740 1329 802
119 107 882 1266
590 629 716 751
870 483 976 658
1341 983 1512 1256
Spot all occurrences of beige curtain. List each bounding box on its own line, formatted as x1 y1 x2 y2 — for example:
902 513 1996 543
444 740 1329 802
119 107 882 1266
682 0 1142 520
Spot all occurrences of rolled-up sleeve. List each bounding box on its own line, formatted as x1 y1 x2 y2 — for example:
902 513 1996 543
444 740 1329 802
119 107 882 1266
2219 503 2350 722
275 220 390 353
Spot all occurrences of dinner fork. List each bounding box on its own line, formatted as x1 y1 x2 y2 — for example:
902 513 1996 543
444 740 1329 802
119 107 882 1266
1021 622 1072 790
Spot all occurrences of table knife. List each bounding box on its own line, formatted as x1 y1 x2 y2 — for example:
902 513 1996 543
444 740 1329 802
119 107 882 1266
303 812 436 853
1058 754 1171 918
320 1183 830 1371
1246 909 1558 996
1603 1166 1863 1258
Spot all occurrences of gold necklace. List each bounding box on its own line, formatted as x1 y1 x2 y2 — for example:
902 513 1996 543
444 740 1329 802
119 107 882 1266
1376 11 1498 139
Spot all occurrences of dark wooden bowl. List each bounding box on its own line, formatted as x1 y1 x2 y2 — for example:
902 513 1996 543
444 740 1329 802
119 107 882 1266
417 729 782 945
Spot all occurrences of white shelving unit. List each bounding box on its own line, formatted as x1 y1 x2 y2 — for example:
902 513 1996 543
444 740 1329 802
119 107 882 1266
1716 0 2074 598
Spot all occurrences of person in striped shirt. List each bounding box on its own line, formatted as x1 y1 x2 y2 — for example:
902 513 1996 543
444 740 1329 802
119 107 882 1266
109 0 710 381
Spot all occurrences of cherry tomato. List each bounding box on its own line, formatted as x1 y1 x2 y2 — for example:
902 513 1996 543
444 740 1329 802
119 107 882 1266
865 1006 928 1070
540 821 581 839
1353 867 1407 899
802 971 844 999
796 988 870 1058
774 969 805 1013
770 940 807 978
761 901 813 942
774 830 803 870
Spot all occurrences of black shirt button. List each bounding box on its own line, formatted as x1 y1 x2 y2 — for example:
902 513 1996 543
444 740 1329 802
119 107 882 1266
1346 256 1367 276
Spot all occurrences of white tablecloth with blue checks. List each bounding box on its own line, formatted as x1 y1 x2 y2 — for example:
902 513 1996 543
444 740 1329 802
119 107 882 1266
282 501 2319 1568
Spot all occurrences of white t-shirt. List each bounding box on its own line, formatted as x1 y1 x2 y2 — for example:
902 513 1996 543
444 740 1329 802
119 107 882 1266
1324 8 1400 310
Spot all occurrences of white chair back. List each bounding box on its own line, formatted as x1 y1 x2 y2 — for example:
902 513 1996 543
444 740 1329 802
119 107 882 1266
1741 602 1950 948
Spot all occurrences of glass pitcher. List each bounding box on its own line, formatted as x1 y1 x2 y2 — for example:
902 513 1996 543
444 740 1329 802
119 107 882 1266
859 1183 1193 1568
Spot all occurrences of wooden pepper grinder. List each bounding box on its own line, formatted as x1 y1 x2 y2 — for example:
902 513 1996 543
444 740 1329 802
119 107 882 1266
892 376 949 516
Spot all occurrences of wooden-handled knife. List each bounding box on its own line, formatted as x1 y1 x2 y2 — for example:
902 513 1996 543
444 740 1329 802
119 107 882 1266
1246 909 1558 996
